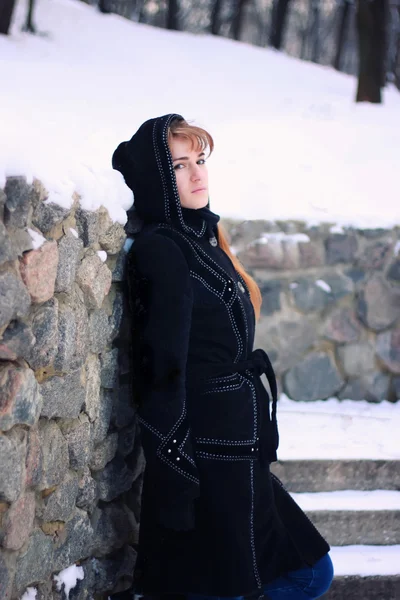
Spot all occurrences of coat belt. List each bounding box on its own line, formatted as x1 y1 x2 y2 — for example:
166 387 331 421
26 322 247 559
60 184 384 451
187 348 279 463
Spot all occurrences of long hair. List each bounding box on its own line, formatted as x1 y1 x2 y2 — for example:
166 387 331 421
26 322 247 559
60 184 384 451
168 120 262 321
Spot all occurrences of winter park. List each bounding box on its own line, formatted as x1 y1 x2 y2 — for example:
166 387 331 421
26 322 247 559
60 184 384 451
0 0 400 599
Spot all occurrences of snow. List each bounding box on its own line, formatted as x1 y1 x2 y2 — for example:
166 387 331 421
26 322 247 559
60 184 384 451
54 565 84 599
330 545 400 576
97 250 107 262
20 588 37 600
292 490 400 512
315 279 331 293
255 232 311 245
27 227 46 250
277 395 400 460
0 0 399 227
69 227 79 238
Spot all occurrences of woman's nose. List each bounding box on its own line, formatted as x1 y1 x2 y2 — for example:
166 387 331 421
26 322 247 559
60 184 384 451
190 166 202 181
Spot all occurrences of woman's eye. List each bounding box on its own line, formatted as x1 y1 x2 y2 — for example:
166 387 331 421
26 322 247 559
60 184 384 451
174 163 185 170
197 159 206 165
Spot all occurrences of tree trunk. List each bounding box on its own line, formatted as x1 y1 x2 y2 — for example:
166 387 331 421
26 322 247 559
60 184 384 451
22 0 37 32
333 0 351 71
310 0 320 63
0 0 16 35
269 0 292 50
210 0 223 35
356 0 388 103
395 4 400 90
98 0 111 13
231 0 247 41
167 0 179 30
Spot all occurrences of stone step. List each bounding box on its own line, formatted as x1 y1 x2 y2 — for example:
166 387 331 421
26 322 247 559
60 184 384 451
271 459 400 492
292 490 400 545
322 545 400 599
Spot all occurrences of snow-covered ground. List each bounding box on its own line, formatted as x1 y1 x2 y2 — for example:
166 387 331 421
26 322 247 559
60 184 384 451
277 395 400 460
330 545 400 576
1 0 400 227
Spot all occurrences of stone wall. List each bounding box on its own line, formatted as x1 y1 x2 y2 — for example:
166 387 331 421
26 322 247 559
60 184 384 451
0 177 143 599
223 219 400 402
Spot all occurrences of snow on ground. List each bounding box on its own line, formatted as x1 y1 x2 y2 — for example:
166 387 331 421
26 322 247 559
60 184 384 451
292 490 400 511
54 565 84 599
20 588 37 600
277 396 400 460
1 0 399 226
330 545 400 576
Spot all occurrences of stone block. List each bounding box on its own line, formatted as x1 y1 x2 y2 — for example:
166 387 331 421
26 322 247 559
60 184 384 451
0 221 15 265
100 348 119 389
76 468 98 513
388 259 400 282
1 491 35 550
376 327 400 374
61 414 92 470
394 376 400 399
356 274 400 331
40 471 79 522
0 364 42 431
14 530 54 592
32 201 70 233
298 240 324 268
323 307 361 344
82 545 136 595
91 504 137 555
339 373 391 402
345 268 367 283
111 384 136 430
0 551 12 600
84 355 101 423
4 176 32 228
325 233 358 265
337 342 376 377
52 509 93 572
0 427 26 502
0 271 30 329
99 222 126 255
55 234 83 294
29 298 59 370
54 291 89 373
356 241 392 270
90 432 119 471
284 352 345 401
259 280 282 316
118 422 136 457
323 273 354 299
25 426 43 488
111 249 127 282
76 254 112 309
109 291 124 342
19 241 59 303
94 456 135 502
0 321 35 361
40 369 85 419
88 309 110 353
0 188 5 220
92 388 113 443
38 420 69 490
291 278 333 313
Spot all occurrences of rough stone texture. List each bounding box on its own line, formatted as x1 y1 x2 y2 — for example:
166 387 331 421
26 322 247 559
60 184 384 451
61 414 92 470
298 240 325 268
14 529 54 592
100 348 119 389
0 271 31 329
111 249 127 283
25 426 43 488
76 468 98 513
88 309 110 353
28 298 59 370
0 551 12 600
75 208 100 247
323 307 362 343
91 504 137 555
82 546 136 596
0 221 16 265
76 253 112 310
52 509 93 572
291 278 334 313
0 364 42 431
0 428 26 502
38 420 69 490
0 321 35 361
337 342 376 377
338 373 391 402
325 233 358 264
109 292 124 343
4 176 32 228
112 384 136 430
90 433 119 471
40 471 79 522
32 201 70 233
54 290 88 373
92 388 113 443
376 327 400 374
259 280 282 316
99 222 126 255
94 456 135 502
55 234 83 293
84 355 101 423
118 422 136 457
323 273 354 299
357 274 400 332
356 241 393 270
1 492 35 550
284 352 345 401
394 376 400 399
40 369 85 419
19 241 59 303
387 259 400 282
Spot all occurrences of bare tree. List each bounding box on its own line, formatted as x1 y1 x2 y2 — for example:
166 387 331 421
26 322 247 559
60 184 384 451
309 0 320 62
269 0 292 50
0 0 16 35
210 0 224 35
356 0 389 103
167 0 179 29
231 0 248 40
22 0 37 32
333 0 353 71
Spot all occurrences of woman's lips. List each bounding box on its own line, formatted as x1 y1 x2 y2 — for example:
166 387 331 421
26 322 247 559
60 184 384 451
192 187 207 193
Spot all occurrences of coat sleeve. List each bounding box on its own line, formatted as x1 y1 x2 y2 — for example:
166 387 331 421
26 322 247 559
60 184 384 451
127 232 199 531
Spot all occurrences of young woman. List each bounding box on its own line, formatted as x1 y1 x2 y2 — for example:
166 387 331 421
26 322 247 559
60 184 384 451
112 114 334 600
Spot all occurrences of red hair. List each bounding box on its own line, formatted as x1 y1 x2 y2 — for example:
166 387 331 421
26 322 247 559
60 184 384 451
168 119 262 321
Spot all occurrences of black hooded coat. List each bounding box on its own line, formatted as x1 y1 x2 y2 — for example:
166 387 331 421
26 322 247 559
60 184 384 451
112 114 329 599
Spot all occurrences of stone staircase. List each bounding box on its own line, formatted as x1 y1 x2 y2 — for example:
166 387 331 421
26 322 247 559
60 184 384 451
271 459 400 599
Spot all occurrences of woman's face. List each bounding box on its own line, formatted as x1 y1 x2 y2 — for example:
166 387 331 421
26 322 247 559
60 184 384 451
169 136 209 209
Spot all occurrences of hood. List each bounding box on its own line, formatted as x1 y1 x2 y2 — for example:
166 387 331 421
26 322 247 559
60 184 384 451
112 113 220 242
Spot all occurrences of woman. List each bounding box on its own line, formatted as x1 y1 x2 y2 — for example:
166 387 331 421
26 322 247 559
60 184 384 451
112 114 334 600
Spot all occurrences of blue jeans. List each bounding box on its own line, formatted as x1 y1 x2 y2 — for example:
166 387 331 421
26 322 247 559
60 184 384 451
187 553 334 600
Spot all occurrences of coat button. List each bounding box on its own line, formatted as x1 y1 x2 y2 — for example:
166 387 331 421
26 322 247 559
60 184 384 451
238 281 245 293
